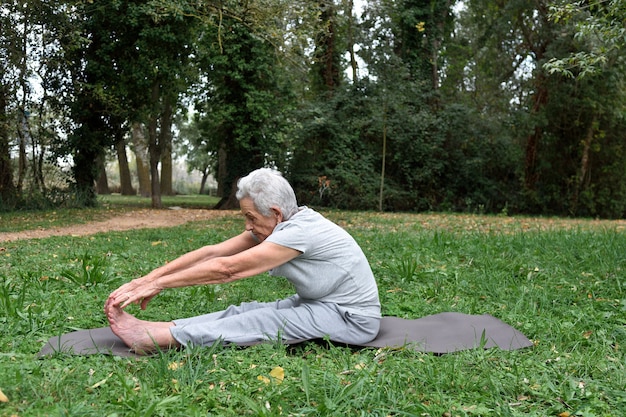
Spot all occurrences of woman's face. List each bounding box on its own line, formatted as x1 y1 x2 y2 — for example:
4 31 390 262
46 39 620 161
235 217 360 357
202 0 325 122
240 197 282 242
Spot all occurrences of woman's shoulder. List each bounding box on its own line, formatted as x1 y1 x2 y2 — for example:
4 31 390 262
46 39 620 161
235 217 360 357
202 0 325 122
274 207 333 234
288 207 329 224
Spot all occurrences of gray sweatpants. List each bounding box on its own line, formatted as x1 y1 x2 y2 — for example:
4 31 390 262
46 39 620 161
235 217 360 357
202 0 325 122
170 295 380 347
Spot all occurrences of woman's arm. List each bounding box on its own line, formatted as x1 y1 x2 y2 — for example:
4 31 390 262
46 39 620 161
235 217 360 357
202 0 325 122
107 236 300 310
153 241 300 289
141 231 258 280
107 231 258 309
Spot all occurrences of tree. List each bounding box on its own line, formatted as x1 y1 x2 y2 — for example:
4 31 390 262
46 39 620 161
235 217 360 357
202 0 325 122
176 113 215 195
72 0 199 207
0 83 14 204
0 2 19 204
454 0 626 217
1 0 54 206
114 135 135 195
310 0 343 93
545 0 626 79
136 11 197 207
388 0 454 97
46 0 122 206
196 15 291 209
290 0 378 209
131 122 151 197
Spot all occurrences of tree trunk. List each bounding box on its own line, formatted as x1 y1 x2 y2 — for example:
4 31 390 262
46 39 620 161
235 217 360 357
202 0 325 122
346 0 358 83
216 179 240 210
148 84 162 209
159 97 174 196
571 115 597 214
71 106 104 206
95 153 110 194
199 170 209 194
115 136 135 195
321 2 339 90
378 99 388 212
432 0 451 93
524 73 548 194
216 142 227 198
17 11 29 192
148 118 162 208
17 113 27 190
310 0 340 93
213 138 264 210
0 84 15 201
131 122 151 197
521 8 550 197
160 143 173 195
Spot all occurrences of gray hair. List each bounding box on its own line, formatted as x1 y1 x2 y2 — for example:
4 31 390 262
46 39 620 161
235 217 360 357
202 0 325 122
236 168 299 220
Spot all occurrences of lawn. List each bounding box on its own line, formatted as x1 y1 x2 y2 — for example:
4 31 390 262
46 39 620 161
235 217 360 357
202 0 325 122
0 194 220 233
0 207 625 416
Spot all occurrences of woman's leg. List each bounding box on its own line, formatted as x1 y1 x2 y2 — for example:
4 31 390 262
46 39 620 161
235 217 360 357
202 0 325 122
170 300 380 347
106 295 379 352
105 296 300 354
173 295 300 326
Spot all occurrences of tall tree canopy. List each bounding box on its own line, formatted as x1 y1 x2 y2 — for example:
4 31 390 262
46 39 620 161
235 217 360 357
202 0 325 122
1 0 626 218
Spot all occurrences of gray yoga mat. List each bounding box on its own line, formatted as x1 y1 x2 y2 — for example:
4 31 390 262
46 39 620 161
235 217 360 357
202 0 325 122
38 312 533 358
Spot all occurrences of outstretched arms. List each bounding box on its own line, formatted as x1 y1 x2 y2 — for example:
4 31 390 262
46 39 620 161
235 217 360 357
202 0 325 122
106 231 300 310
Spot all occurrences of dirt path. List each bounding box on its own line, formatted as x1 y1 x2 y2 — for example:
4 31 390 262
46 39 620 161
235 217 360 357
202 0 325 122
3 208 625 243
0 208 236 242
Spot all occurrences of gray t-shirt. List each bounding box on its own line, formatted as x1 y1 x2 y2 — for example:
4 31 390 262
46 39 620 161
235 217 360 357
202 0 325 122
265 207 381 318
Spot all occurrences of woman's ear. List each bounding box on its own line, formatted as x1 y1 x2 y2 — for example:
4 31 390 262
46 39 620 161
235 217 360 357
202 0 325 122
271 207 284 222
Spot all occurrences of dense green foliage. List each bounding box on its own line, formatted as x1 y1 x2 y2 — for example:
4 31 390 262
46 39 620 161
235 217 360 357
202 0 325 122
1 0 625 216
1 209 625 415
194 15 292 208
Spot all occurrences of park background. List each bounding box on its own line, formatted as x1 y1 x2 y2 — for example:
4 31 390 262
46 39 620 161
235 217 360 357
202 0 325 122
1 0 625 218
1 2 626 415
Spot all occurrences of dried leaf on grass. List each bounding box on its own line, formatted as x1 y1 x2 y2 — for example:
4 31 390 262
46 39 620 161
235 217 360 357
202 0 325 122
258 366 285 385
269 366 284 383
0 387 8 402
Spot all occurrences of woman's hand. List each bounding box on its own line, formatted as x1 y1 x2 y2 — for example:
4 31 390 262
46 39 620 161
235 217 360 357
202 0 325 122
107 277 163 310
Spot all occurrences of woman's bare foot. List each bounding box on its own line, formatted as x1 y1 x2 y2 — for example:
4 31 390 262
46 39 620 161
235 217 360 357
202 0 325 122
105 301 179 354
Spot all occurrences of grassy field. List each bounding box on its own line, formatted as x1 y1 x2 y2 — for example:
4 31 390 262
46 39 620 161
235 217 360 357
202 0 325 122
0 204 625 416
0 194 220 233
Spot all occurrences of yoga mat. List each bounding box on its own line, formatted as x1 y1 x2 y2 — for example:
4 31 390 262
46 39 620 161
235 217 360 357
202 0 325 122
38 312 532 358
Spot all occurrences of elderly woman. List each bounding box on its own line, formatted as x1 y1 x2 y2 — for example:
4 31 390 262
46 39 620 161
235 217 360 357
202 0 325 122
104 168 381 353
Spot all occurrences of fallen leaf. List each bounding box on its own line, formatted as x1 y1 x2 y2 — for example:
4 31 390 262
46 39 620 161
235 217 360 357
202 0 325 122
90 378 108 389
269 366 284 384
0 388 9 402
257 375 270 385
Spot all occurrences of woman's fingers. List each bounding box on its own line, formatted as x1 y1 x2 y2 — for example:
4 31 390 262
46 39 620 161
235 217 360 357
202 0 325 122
108 279 141 306
115 289 158 309
107 278 161 310
140 295 154 310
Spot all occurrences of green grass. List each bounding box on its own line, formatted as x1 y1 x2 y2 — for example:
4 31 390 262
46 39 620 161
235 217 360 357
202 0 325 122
1 210 625 416
98 194 220 209
0 194 220 233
